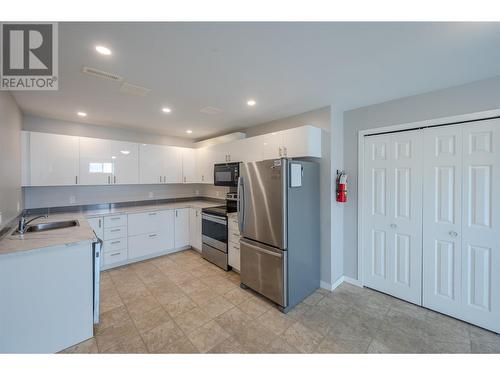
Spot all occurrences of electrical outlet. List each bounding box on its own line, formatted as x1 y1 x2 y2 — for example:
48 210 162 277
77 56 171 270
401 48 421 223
0 211 2 225
148 192 154 198
195 190 200 196
216 191 220 197
69 195 76 204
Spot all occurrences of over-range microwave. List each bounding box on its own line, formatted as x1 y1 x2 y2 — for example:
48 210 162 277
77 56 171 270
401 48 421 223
214 162 240 187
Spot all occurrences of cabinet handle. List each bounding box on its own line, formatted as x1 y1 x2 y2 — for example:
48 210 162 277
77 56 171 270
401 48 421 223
148 234 157 238
163 175 166 183
98 219 102 228
114 176 116 184
184 176 186 183
110 229 121 232
110 240 121 245
110 252 121 257
279 147 282 157
148 212 157 216
75 176 78 184
108 175 110 184
176 210 178 217
202 175 204 182
110 217 120 220
160 176 162 183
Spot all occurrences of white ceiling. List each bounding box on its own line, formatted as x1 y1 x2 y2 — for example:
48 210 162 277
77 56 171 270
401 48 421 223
12 22 500 140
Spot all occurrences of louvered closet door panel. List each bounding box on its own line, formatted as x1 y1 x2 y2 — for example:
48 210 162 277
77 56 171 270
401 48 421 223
363 130 423 304
423 126 463 315
460 119 500 333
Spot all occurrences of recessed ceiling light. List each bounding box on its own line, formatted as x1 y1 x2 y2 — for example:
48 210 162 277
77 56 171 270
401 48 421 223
186 130 193 134
162 107 172 113
247 99 256 106
77 111 87 117
95 45 112 55
111 156 117 159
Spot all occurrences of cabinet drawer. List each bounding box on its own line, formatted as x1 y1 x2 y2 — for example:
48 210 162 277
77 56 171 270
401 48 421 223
128 232 174 259
104 214 127 228
228 217 239 233
228 243 240 271
128 210 174 236
103 248 128 266
228 231 240 245
103 238 127 253
103 226 127 240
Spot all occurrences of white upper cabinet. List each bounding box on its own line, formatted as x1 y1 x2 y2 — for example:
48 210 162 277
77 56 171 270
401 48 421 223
196 147 215 184
258 132 283 160
164 146 183 183
111 141 139 185
139 143 164 184
79 137 113 185
29 132 79 186
281 125 322 158
182 148 198 183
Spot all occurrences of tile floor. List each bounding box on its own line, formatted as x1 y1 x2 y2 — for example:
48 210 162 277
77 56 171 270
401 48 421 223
61 249 500 354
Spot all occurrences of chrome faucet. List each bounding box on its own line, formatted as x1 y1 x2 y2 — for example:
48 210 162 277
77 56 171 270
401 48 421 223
18 214 48 234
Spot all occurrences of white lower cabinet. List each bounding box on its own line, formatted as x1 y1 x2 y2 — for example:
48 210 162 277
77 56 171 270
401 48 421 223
128 232 173 259
174 208 190 248
228 215 240 271
189 208 202 251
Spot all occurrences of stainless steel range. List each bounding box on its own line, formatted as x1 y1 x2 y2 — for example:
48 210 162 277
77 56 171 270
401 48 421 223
201 193 237 271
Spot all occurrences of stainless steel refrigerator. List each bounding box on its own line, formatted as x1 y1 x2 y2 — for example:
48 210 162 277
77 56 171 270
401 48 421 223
237 158 320 312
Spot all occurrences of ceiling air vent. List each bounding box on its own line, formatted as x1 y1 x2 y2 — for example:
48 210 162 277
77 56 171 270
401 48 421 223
200 106 223 115
82 66 123 82
119 82 151 97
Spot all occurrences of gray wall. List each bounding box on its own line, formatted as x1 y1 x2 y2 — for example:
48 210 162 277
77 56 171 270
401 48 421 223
0 92 23 229
343 75 500 280
23 115 194 147
242 107 332 287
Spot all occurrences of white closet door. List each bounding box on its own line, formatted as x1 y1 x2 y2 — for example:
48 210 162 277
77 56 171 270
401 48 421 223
423 126 463 315
363 130 423 304
460 119 500 332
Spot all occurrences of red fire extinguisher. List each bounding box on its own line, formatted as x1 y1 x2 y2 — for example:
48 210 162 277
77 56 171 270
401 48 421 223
336 170 347 203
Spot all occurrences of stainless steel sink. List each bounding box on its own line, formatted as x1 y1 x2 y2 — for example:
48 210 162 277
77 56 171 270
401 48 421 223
23 220 80 233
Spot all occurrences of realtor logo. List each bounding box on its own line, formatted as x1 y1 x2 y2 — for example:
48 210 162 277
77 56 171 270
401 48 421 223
1 22 58 90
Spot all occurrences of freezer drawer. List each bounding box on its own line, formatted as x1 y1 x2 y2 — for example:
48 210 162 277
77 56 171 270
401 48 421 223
240 238 287 307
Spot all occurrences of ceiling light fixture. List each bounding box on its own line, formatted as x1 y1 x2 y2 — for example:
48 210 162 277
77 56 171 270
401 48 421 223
77 111 87 117
95 45 112 55
186 130 193 134
247 99 256 106
162 107 172 113
120 150 130 155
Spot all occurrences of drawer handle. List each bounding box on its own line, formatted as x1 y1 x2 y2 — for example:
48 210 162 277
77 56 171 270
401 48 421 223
149 213 157 216
110 240 121 245
233 245 239 250
110 217 121 221
149 234 157 238
110 229 121 232
110 252 121 257
232 233 239 237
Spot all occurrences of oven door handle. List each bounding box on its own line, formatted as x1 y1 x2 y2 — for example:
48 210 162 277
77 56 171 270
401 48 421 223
202 213 227 225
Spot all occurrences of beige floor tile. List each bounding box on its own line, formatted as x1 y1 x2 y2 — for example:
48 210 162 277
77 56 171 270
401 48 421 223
231 320 278 352
60 338 99 354
95 319 140 352
285 302 311 320
187 320 230 353
266 336 300 353
156 336 199 354
208 336 250 354
470 325 500 353
282 321 324 353
214 306 254 336
302 290 326 306
96 305 130 334
224 287 253 305
117 285 152 303
141 320 186 353
124 294 162 316
162 295 198 317
100 291 124 313
177 278 207 294
239 297 272 319
100 335 148 354
189 286 221 306
259 308 295 335
368 326 432 354
199 296 235 318
130 306 173 334
316 334 371 353
167 271 196 285
153 288 187 306
174 306 212 333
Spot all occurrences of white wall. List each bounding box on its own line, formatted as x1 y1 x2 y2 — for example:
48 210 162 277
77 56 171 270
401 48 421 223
242 107 333 287
343 74 500 280
0 92 23 229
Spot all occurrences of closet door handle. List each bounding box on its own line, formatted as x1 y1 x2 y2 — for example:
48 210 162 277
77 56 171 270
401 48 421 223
390 223 397 229
449 231 458 238
108 176 111 184
114 176 116 184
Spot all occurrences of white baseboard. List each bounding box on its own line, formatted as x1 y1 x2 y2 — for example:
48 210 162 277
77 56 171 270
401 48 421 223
331 276 344 290
343 276 363 287
320 280 333 291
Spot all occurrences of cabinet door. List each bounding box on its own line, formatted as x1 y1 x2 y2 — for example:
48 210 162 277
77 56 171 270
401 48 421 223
189 208 202 251
259 132 283 160
163 146 183 183
200 147 215 184
29 132 79 186
174 208 190 248
139 144 164 184
182 148 197 183
111 141 139 185
212 143 229 164
282 126 322 158
79 137 113 185
87 217 103 239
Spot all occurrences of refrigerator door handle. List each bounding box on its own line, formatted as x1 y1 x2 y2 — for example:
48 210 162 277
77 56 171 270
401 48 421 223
237 176 244 233
240 239 283 258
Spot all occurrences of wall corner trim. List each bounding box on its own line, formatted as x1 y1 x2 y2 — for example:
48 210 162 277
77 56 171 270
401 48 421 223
343 276 363 287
